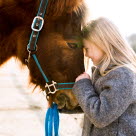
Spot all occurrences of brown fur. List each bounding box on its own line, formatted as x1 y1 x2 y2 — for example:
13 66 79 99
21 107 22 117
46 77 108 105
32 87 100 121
0 0 86 111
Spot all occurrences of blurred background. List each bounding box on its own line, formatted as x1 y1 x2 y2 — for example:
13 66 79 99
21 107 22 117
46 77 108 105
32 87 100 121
0 0 136 136
85 0 136 50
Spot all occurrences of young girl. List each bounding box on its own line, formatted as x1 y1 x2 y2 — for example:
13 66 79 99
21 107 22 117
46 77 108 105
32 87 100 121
72 17 136 136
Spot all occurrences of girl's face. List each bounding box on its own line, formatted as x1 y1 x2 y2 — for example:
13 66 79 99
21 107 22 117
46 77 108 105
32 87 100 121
83 39 105 66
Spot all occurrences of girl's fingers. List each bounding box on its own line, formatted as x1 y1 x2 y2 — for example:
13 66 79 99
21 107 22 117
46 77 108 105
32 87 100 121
75 72 92 82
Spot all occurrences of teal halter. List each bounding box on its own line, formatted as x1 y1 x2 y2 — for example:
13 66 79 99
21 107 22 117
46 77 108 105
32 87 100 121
26 0 75 136
26 0 75 97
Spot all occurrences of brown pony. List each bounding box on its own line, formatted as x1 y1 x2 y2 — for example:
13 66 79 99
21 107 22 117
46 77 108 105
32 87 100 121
0 0 86 113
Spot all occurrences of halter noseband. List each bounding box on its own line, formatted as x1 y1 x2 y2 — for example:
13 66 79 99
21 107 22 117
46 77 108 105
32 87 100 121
26 0 75 99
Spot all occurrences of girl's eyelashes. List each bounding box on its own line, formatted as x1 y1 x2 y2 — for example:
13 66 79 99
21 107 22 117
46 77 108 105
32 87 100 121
84 48 88 50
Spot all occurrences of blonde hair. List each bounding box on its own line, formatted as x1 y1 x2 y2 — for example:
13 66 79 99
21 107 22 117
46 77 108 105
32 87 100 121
81 17 136 76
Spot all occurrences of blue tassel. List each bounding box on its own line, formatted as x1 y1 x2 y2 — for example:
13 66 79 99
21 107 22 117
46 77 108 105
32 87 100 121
45 103 59 136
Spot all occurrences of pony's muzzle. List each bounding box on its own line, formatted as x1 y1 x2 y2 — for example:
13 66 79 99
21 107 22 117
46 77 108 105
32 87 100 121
56 93 68 109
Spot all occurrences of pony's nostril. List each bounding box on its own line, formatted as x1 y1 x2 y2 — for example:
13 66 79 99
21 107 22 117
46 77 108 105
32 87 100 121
56 94 67 102
55 94 68 109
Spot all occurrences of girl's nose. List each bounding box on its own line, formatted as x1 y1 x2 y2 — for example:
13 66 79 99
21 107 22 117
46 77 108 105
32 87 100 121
84 51 87 57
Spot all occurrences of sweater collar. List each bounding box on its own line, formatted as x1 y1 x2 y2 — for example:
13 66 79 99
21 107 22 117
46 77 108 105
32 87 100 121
92 63 116 74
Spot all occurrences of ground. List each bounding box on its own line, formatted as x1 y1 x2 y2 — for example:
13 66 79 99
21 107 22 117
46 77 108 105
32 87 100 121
0 58 84 136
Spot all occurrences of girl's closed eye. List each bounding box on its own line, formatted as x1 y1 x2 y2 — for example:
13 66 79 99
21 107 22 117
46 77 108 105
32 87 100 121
84 48 89 51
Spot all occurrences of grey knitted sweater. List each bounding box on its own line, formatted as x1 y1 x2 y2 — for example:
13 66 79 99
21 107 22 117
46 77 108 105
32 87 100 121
72 66 136 136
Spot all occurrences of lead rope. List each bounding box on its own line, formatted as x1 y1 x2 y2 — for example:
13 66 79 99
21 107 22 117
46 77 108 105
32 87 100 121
45 103 59 136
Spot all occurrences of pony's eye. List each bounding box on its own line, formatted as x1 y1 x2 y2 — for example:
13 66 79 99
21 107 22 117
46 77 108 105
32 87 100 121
67 43 78 49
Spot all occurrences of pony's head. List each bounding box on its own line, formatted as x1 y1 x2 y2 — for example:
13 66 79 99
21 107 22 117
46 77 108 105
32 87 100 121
0 0 86 113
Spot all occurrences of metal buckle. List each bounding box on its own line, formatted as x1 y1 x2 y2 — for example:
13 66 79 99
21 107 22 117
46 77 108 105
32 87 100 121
27 44 38 52
45 81 58 95
31 16 44 32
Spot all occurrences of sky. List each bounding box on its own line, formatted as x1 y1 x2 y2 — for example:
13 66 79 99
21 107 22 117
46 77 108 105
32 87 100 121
85 0 136 37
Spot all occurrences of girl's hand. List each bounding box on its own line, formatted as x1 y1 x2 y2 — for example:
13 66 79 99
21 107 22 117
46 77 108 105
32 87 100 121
75 72 91 82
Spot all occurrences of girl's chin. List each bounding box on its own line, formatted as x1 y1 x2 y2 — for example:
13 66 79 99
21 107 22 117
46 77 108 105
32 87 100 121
92 61 97 66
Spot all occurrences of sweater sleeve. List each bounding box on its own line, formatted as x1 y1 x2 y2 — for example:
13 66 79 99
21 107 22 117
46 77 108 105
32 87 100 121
72 67 135 128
